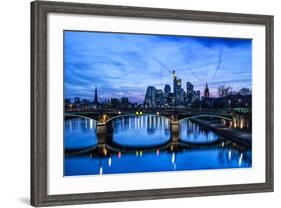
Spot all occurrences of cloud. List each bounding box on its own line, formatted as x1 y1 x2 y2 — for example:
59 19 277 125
64 31 252 102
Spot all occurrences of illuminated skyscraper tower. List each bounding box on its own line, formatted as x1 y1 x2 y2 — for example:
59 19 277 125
173 70 177 95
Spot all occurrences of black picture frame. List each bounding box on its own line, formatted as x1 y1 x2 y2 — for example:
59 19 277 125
31 0 274 206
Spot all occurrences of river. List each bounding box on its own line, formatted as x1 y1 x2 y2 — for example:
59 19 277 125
64 115 251 176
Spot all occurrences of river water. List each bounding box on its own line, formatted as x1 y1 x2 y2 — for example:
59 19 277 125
64 115 252 176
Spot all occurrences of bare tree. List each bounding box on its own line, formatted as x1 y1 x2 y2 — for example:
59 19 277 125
239 88 251 96
218 85 232 97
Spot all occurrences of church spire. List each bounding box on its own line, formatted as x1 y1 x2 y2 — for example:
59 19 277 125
94 86 98 104
204 83 210 98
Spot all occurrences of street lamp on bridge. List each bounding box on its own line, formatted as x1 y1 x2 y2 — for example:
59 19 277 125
238 98 241 113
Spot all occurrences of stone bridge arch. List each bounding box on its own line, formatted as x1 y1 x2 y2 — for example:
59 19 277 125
179 114 232 122
64 113 98 122
105 113 172 123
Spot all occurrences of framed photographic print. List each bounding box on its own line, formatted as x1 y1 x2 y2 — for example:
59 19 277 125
31 0 274 206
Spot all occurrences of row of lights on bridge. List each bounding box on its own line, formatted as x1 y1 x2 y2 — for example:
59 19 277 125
136 112 160 115
102 112 159 122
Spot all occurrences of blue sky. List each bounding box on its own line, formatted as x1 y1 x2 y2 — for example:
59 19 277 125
64 31 252 103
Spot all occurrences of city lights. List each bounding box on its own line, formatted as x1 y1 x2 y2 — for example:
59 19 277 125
64 31 252 176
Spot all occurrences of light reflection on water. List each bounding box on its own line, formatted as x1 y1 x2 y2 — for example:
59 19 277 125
64 118 97 150
64 115 252 176
112 115 170 147
180 120 220 144
65 149 252 176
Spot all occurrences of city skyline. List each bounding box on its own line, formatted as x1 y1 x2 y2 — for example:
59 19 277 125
64 31 252 103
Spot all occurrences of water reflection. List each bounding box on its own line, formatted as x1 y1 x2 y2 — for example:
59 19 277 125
64 148 252 176
222 115 251 130
64 118 97 150
218 149 252 167
180 119 220 144
112 115 170 147
64 115 252 176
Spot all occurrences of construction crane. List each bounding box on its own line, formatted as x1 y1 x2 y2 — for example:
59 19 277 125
172 48 224 84
146 47 225 87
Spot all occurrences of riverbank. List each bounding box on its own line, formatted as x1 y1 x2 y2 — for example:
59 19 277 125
190 118 251 146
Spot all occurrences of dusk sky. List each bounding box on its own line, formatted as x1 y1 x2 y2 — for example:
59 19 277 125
64 31 252 103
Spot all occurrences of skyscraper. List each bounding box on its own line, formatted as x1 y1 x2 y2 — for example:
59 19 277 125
186 82 194 103
194 90 201 101
186 82 194 96
121 97 129 107
164 84 171 94
173 70 177 95
164 84 171 106
155 89 165 106
175 78 182 104
179 88 184 103
177 79 182 89
110 98 120 108
144 86 156 107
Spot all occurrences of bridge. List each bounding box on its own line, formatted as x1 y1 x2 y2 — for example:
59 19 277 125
65 108 234 123
65 111 233 139
65 112 232 142
65 110 252 157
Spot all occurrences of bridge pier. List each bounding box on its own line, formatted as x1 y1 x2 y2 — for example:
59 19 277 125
96 122 107 147
170 121 180 142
